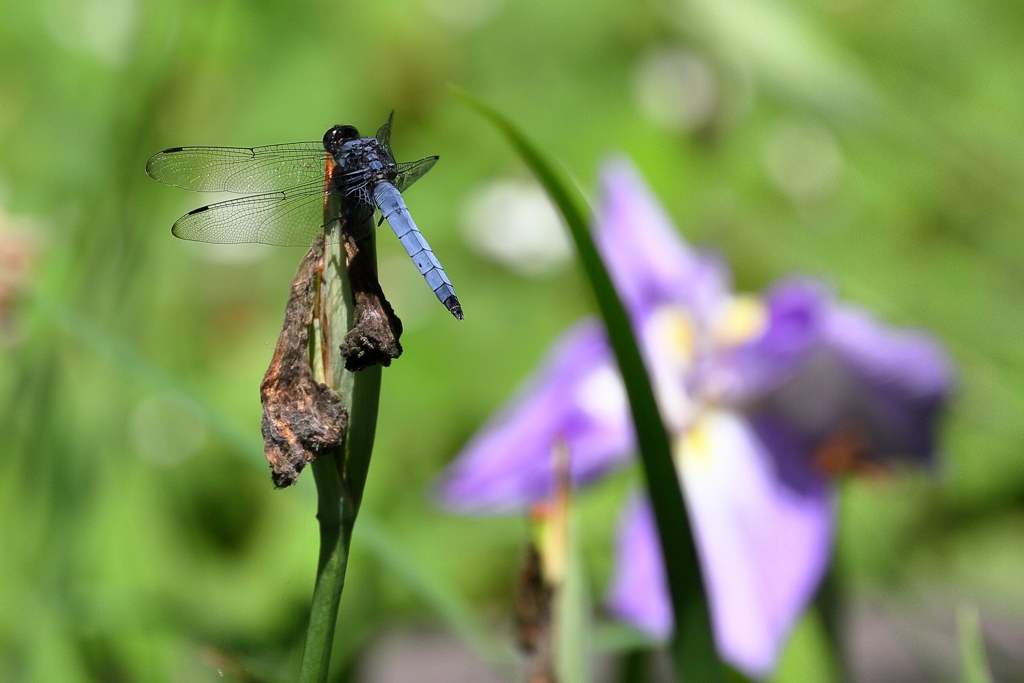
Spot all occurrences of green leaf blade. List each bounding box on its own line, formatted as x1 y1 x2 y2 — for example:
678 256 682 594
456 89 722 682
958 605 993 683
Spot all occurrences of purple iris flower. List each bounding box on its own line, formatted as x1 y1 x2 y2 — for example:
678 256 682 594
437 159 952 678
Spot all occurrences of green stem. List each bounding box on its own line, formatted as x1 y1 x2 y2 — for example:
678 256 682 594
298 198 382 683
814 564 847 683
300 454 348 683
299 364 381 683
617 649 646 683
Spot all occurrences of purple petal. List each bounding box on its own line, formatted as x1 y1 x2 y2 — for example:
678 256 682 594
684 412 834 677
728 279 828 399
436 319 635 513
594 158 730 324
605 493 673 641
822 304 952 462
606 412 834 678
748 278 954 465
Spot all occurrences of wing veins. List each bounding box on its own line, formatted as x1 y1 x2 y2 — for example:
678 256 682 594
147 142 328 193
171 180 328 246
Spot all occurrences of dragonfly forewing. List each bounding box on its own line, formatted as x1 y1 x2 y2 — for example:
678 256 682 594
146 143 327 193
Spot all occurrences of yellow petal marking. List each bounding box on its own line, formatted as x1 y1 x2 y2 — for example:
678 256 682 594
650 305 695 366
716 294 768 348
675 414 714 471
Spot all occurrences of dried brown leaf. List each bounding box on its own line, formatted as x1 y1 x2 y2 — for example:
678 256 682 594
260 236 347 488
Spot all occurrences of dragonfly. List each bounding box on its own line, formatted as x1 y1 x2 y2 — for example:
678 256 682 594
146 113 463 320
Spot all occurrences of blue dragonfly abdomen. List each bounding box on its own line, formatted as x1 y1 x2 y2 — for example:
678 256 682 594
372 182 463 320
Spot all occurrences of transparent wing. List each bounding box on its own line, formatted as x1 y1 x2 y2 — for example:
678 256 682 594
394 156 439 193
147 143 328 193
170 180 331 246
375 112 398 166
375 111 394 152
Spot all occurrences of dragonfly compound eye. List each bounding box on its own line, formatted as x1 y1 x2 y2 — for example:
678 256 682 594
323 125 361 153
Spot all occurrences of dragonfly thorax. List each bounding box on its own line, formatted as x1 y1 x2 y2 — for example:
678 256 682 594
326 135 397 201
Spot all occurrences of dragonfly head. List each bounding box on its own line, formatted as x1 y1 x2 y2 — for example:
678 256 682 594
323 125 361 155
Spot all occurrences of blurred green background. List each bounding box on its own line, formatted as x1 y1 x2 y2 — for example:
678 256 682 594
1 0 1023 681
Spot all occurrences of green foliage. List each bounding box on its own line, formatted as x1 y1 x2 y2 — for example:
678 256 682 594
554 503 592 683
2 0 1024 680
771 609 841 683
957 605 993 683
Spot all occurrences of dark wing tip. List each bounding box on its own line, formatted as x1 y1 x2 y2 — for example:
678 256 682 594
187 205 210 215
161 147 184 154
